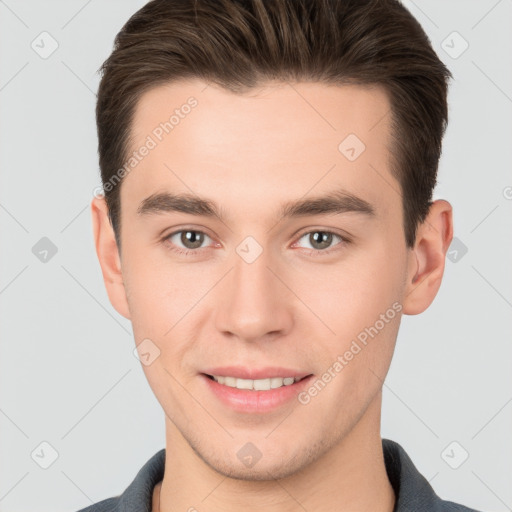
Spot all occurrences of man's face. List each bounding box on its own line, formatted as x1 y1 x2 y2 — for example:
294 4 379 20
115 79 411 479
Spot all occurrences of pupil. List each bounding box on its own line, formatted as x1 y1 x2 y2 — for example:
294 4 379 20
182 231 203 249
311 231 331 250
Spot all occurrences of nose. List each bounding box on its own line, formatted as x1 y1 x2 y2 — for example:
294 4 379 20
214 245 294 343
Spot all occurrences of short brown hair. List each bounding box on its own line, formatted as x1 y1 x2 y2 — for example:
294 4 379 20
96 0 452 249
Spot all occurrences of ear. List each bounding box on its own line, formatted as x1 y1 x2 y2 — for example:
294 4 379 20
90 196 131 319
402 199 453 315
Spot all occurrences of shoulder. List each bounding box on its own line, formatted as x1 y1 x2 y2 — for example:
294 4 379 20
72 448 165 512
434 499 482 512
382 438 483 512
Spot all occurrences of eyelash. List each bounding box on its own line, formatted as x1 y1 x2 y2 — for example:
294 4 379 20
161 228 350 257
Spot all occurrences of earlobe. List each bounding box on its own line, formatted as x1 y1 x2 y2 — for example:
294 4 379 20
402 199 454 315
90 196 131 319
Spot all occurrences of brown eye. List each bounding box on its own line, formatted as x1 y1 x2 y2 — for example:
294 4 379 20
308 231 334 250
164 229 212 255
299 231 342 251
294 229 349 256
179 230 205 249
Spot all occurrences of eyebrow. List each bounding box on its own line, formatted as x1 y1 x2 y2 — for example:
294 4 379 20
137 189 375 222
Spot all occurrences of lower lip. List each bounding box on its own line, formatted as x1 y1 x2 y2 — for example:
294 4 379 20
201 374 314 413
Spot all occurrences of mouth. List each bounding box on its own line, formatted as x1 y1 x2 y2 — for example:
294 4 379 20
200 372 314 413
202 373 311 391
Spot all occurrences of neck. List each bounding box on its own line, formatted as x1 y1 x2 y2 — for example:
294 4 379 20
156 392 395 512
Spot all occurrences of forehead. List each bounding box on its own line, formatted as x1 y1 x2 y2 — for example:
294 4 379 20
124 78 397 221
131 78 391 148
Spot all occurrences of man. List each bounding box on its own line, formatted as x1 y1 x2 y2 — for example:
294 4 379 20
80 0 482 510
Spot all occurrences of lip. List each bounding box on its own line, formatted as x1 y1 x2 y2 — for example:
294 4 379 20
200 372 314 414
202 366 311 380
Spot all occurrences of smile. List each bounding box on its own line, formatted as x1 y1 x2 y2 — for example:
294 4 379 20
206 374 305 391
200 367 314 413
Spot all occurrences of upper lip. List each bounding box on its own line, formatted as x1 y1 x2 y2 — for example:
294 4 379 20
202 366 312 380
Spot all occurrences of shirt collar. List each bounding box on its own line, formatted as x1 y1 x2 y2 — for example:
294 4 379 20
111 438 473 512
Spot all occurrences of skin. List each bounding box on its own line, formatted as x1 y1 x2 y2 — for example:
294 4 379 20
91 78 453 512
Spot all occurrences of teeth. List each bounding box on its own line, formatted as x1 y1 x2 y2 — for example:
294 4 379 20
224 376 236 387
270 377 283 389
211 375 301 390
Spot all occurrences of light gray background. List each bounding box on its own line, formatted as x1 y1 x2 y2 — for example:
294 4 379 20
0 1 511 511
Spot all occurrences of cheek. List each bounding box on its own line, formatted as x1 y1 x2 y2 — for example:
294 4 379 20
293 245 405 338
122 250 203 401
121 244 202 332
121 248 220 383
287 241 405 402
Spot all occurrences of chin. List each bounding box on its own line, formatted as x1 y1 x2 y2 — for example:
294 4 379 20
192 433 335 482
207 457 303 482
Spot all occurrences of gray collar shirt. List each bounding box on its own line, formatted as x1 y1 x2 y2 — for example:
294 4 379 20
75 438 482 512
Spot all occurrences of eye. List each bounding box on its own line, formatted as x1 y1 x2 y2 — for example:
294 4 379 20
293 229 349 256
161 228 350 257
163 229 213 255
